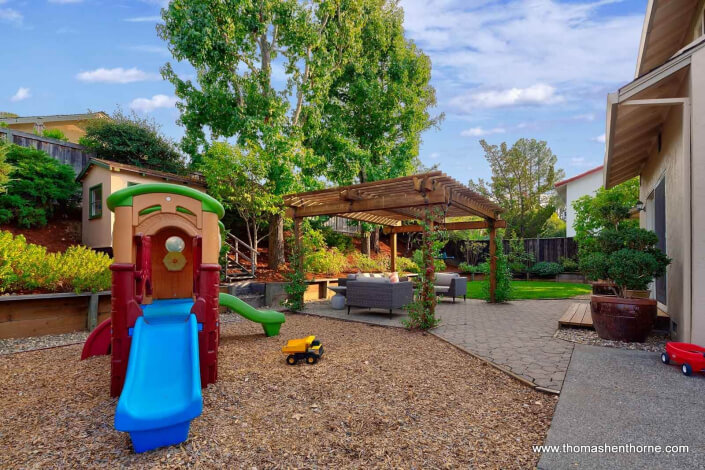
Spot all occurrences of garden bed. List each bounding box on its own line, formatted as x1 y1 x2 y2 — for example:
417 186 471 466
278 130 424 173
0 314 554 468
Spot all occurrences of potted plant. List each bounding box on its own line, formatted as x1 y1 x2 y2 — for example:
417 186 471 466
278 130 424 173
580 226 670 342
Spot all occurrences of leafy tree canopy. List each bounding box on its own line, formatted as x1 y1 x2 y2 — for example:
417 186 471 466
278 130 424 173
541 212 566 238
79 109 186 174
41 128 69 142
470 138 564 239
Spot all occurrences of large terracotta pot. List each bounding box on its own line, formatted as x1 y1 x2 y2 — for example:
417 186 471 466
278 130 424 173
590 295 657 342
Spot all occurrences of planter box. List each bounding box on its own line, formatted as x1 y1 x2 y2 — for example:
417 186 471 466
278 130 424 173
556 273 586 283
0 291 111 339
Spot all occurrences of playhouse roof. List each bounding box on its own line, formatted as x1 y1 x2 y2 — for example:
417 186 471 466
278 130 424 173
107 183 225 219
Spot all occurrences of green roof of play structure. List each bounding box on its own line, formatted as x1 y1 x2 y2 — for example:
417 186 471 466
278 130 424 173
107 183 225 219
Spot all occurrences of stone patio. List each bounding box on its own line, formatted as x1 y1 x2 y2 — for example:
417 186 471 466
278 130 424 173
301 297 579 392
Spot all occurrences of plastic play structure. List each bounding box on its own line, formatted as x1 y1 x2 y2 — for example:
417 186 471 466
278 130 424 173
662 342 705 376
81 183 285 453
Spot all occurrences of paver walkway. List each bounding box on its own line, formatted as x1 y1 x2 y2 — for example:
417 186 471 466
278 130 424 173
302 298 579 392
539 344 705 469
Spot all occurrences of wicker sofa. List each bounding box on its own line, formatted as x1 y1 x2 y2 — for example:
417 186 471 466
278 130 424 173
434 273 467 303
343 275 413 318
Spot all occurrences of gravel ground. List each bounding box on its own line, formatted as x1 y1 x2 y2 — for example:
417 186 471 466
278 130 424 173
0 314 555 469
554 327 668 353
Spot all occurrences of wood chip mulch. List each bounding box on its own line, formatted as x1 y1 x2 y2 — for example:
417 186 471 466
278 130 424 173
0 315 555 469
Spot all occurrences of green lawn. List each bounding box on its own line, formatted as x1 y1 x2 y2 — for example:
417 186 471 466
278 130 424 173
465 280 591 300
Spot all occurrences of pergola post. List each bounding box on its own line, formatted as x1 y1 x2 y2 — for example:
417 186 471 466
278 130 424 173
390 233 397 272
488 220 497 303
294 217 303 267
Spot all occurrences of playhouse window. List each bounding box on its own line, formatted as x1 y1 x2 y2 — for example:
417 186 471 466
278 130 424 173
89 184 102 219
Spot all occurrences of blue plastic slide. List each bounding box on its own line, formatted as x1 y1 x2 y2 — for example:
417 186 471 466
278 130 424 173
114 300 202 453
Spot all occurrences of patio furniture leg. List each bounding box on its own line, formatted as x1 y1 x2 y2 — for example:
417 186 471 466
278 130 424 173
464 295 466 302
389 309 392 319
347 306 351 315
453 296 456 304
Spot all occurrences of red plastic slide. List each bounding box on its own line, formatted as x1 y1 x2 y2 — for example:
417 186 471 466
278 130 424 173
81 318 112 360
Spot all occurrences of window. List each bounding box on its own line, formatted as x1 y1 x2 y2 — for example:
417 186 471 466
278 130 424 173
89 184 102 219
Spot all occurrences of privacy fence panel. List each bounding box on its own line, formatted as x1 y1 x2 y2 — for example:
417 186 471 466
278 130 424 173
0 128 93 175
444 237 577 265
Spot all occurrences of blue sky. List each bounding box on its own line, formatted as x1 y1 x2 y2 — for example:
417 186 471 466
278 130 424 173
0 0 647 183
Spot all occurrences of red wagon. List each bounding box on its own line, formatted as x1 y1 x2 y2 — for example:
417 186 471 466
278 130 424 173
661 342 705 376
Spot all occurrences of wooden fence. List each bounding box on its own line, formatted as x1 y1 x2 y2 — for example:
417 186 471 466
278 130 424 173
0 127 93 175
444 237 578 265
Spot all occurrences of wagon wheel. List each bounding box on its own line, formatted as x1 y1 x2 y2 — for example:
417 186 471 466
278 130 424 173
682 363 693 376
661 353 670 365
306 354 318 365
286 355 297 365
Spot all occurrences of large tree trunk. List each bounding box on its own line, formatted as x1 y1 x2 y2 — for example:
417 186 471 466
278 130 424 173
268 213 285 269
371 228 380 254
361 233 371 256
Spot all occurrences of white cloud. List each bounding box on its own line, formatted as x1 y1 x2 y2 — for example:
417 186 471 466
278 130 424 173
460 126 506 137
400 0 643 110
76 67 160 84
572 113 596 121
452 84 562 110
0 7 22 25
130 94 178 113
124 16 161 22
570 156 600 168
10 87 30 102
593 133 606 143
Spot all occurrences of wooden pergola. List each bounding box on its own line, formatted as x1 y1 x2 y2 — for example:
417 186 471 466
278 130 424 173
283 171 506 301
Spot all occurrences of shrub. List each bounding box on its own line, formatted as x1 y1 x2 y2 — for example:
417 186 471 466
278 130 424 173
306 248 349 275
458 262 481 274
0 144 78 227
579 226 670 296
0 231 111 293
530 261 563 278
79 109 186 174
507 237 534 276
283 237 308 312
411 248 445 273
395 256 418 273
321 226 354 252
559 256 579 272
41 129 69 141
351 252 389 272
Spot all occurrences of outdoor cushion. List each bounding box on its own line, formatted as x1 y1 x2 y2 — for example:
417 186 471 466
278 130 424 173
435 273 459 287
389 272 399 283
356 276 390 283
434 286 451 294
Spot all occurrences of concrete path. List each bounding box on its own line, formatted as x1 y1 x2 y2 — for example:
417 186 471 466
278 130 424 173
538 345 705 469
302 298 577 392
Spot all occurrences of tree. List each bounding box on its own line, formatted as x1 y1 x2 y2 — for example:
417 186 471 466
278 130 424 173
0 139 14 192
159 0 372 268
541 212 566 238
0 144 78 227
41 129 69 142
572 177 639 258
470 139 564 238
79 109 186 174
199 142 280 263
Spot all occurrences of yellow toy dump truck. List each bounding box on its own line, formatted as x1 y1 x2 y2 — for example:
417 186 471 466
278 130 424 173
282 336 324 365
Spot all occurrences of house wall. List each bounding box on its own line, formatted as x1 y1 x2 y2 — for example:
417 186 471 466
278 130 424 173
638 83 687 341
7 119 90 143
81 167 113 250
564 170 603 237
81 166 207 250
689 49 705 345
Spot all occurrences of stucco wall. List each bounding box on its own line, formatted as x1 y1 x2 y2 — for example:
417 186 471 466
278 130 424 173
7 120 88 143
689 49 705 345
638 90 686 340
564 170 603 237
81 167 113 249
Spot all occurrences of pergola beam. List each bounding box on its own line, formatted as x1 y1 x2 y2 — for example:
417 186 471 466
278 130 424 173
384 220 506 234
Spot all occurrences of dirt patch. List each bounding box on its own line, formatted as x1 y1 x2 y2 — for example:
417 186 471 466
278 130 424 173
0 315 554 469
1 218 81 253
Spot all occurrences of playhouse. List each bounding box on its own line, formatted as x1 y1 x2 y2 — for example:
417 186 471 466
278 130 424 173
81 183 285 453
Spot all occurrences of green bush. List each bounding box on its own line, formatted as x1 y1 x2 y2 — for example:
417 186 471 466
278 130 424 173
306 248 349 275
480 238 513 303
579 226 670 296
41 129 69 141
458 262 481 274
411 248 446 273
395 256 418 273
320 226 354 252
0 231 111 293
530 261 563 278
0 144 78 227
559 256 579 272
351 252 390 272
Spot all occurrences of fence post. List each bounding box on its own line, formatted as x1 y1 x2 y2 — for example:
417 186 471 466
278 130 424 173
87 293 99 331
